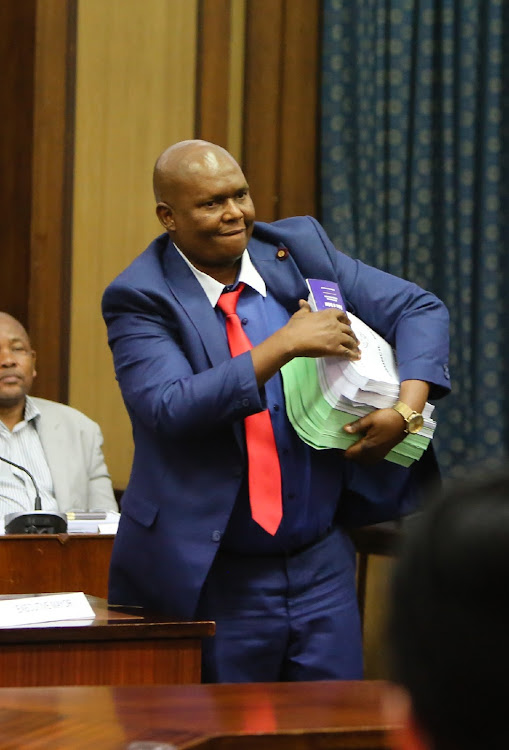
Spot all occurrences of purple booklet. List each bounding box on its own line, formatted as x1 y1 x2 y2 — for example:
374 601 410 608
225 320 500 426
306 279 345 312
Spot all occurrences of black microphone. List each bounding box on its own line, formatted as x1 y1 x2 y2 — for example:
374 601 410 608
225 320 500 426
0 456 67 534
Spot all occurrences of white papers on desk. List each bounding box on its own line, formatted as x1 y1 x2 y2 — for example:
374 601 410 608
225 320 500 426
66 511 120 534
0 592 96 627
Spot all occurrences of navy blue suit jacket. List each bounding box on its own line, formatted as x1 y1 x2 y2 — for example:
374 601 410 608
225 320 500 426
102 216 450 617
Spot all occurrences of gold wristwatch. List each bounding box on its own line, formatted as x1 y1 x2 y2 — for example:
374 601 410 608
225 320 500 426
392 401 424 434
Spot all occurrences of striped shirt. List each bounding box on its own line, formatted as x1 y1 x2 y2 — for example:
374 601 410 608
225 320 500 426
0 396 59 518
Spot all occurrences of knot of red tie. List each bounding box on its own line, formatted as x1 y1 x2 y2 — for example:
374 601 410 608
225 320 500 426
217 282 245 317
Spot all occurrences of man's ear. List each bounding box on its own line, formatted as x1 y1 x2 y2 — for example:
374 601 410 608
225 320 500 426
383 684 430 750
156 202 175 232
31 350 37 380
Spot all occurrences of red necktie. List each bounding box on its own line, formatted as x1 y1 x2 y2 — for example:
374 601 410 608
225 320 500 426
217 283 283 535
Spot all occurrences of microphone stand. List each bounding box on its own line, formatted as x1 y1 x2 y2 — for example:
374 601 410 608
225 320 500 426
1 456 67 534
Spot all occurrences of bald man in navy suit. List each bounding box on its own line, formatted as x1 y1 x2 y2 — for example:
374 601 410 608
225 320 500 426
102 140 450 683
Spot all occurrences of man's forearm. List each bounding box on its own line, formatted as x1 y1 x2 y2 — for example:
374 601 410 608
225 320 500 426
398 379 430 413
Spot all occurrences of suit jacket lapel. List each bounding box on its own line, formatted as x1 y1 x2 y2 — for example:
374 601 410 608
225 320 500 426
160 235 309 357
247 236 309 311
160 244 245 452
159 236 307 459
33 400 70 501
160 244 231 365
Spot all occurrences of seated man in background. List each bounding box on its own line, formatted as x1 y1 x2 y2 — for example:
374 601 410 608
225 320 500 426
0 312 117 519
387 469 509 750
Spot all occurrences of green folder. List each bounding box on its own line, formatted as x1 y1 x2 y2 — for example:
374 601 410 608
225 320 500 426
281 357 430 467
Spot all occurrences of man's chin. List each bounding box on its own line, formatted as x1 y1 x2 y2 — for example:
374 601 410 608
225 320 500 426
0 390 26 409
215 229 251 254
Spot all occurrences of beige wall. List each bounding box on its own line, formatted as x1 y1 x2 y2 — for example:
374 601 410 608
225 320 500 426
69 0 246 488
69 0 198 488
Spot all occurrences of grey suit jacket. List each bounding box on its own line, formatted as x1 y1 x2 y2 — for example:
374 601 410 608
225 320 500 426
32 397 117 513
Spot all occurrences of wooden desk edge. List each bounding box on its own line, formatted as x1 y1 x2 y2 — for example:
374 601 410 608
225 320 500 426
0 681 396 749
0 594 215 643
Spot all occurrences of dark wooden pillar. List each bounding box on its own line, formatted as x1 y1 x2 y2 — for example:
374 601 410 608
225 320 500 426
0 1 37 326
28 0 77 402
0 0 76 402
243 0 321 221
195 0 322 222
195 0 232 148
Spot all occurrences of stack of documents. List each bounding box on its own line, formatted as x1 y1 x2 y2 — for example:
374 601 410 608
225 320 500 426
280 279 436 467
66 510 120 534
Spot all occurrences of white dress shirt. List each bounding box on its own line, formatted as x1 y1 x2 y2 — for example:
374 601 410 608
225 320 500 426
174 244 267 304
0 396 60 517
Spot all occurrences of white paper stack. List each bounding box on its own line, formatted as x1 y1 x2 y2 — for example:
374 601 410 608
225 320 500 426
280 279 437 466
66 510 120 534
316 312 436 437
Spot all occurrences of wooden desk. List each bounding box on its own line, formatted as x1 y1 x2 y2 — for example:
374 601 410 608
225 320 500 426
0 595 215 687
0 680 395 749
0 533 114 598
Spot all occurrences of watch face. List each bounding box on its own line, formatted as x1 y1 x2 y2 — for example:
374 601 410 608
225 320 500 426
407 413 424 433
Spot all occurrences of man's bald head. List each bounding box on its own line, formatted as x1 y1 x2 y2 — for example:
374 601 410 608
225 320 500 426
153 140 240 205
151 139 255 284
0 313 31 345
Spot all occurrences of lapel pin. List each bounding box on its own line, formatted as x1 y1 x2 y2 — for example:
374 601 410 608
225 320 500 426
276 245 289 261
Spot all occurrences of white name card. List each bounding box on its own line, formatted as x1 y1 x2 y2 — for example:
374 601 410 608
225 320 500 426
0 592 96 627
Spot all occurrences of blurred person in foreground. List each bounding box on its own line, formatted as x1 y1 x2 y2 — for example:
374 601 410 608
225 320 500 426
387 469 509 750
102 139 450 683
0 312 117 517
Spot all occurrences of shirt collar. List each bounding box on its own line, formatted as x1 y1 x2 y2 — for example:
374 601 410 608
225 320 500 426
0 396 40 434
173 244 266 307
23 396 41 424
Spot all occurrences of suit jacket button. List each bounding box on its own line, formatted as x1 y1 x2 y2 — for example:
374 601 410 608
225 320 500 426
212 530 221 543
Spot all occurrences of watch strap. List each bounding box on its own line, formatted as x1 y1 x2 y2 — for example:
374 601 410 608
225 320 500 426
392 401 424 434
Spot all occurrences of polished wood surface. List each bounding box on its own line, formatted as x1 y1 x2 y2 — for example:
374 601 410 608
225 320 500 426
0 533 114 598
0 680 395 749
0 595 214 688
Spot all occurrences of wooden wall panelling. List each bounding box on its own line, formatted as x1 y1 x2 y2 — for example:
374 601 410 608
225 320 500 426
243 0 320 222
69 0 198 489
243 0 285 222
0 0 74 402
29 0 77 402
195 0 231 147
195 0 246 161
279 0 320 219
0 1 36 326
227 0 247 162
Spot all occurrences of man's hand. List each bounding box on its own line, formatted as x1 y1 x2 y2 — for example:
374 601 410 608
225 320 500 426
251 299 360 387
284 300 361 360
343 408 407 464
